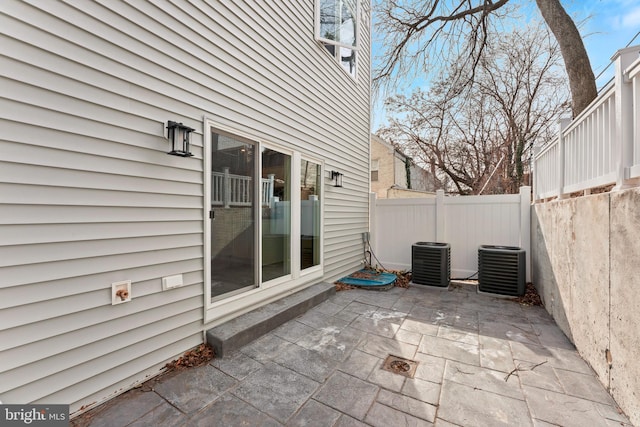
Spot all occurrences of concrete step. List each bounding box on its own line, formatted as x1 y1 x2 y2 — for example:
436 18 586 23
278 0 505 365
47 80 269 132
206 282 335 357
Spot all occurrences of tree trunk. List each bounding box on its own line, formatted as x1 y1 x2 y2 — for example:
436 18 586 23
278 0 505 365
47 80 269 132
535 0 597 117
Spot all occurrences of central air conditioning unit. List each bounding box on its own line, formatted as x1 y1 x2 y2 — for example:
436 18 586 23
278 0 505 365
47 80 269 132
411 242 450 287
478 245 525 296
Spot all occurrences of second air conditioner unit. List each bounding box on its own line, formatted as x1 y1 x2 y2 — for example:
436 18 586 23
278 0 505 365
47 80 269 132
478 245 525 296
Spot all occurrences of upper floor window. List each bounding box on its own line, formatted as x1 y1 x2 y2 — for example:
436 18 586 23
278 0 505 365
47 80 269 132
316 0 358 77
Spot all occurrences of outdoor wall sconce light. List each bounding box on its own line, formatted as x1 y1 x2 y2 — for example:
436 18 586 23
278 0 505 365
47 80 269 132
167 121 195 157
330 170 343 187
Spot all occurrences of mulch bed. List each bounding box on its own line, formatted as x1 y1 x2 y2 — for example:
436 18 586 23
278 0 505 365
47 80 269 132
514 283 543 306
163 343 215 372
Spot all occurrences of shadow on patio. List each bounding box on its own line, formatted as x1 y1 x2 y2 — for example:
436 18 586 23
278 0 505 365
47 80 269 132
72 283 632 427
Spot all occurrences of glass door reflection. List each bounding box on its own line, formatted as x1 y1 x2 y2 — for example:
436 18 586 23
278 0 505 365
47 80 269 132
300 160 321 270
210 132 257 299
261 148 291 282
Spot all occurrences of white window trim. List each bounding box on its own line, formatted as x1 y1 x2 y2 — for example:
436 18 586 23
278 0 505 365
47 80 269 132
203 118 325 325
315 0 360 49
315 0 360 78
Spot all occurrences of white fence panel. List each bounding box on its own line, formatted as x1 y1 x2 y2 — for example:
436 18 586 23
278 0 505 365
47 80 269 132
371 187 531 281
372 197 436 271
444 194 522 278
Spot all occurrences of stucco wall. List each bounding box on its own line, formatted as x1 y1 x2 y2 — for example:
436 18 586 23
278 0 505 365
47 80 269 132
532 188 640 424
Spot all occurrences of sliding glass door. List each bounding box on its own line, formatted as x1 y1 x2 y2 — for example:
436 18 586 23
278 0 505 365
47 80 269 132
210 131 257 299
207 126 323 304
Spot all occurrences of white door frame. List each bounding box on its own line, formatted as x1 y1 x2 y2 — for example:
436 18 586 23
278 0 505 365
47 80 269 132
202 118 325 325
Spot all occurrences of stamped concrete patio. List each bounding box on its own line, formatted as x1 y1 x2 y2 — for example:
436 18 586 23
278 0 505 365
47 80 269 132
72 283 632 427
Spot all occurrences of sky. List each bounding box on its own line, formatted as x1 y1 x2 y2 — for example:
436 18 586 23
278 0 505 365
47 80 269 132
575 0 640 84
371 0 640 132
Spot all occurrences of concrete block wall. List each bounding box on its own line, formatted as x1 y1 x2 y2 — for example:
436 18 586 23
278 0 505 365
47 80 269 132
532 188 640 425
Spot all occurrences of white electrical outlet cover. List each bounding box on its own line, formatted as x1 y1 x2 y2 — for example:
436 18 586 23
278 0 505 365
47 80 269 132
162 274 183 290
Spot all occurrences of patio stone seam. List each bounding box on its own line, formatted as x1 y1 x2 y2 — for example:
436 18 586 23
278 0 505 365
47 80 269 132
179 375 247 420
519 380 537 423
521 381 617 407
361 387 383 422
223 391 285 426
226 383 295 425
313 371 381 421
141 388 189 418
442 366 524 400
373 399 435 424
298 398 357 427
272 357 340 384
431 362 447 422
116 392 171 427
153 392 185 416
429 334 481 348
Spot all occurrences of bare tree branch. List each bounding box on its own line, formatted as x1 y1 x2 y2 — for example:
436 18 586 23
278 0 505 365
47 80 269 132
378 20 569 194
374 0 596 116
374 0 511 94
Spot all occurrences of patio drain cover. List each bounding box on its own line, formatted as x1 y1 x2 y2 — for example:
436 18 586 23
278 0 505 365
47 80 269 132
382 355 418 378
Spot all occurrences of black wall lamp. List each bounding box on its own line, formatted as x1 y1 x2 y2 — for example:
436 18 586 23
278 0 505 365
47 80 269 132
167 121 195 157
330 170 343 187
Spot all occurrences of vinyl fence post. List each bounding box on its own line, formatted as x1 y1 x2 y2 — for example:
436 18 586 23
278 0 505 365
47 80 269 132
436 189 445 242
369 192 377 260
519 186 532 282
612 46 640 190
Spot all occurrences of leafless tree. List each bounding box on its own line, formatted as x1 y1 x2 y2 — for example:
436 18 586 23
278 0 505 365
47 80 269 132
378 22 569 194
374 0 596 117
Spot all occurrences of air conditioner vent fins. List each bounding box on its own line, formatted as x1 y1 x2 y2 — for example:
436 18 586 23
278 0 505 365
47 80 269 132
478 245 525 296
411 242 450 287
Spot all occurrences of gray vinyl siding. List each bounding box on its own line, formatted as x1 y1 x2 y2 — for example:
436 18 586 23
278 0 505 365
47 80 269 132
0 0 370 413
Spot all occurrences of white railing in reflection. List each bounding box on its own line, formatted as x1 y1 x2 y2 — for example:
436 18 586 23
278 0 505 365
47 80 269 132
212 168 274 207
534 45 640 200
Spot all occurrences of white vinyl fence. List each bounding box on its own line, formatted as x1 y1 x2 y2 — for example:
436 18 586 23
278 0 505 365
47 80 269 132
370 187 531 281
534 45 640 200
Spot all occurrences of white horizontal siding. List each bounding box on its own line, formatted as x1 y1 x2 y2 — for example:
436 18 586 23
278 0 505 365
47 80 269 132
1 234 201 271
22 327 203 405
0 205 202 224
0 0 371 413
2 247 201 288
3 309 202 388
0 260 202 309
1 221 202 246
2 274 202 345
